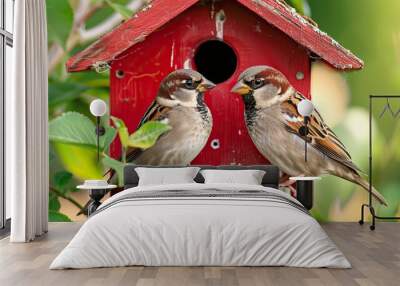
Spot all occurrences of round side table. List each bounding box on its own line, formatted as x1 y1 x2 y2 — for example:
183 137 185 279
77 184 117 216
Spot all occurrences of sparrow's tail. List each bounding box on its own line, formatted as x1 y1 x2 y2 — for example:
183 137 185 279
327 168 387 206
354 176 388 206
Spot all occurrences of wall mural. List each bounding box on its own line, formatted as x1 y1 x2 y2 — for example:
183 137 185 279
47 0 400 222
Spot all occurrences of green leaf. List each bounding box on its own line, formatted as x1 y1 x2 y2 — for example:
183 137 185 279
46 0 74 48
128 121 172 149
49 112 116 150
54 171 73 190
102 155 126 186
49 192 61 212
105 0 132 19
54 142 104 180
119 127 129 148
103 125 118 152
49 210 72 222
49 112 97 147
111 116 129 148
110 116 126 129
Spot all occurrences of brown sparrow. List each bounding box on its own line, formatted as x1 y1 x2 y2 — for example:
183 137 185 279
125 69 215 165
231 65 387 206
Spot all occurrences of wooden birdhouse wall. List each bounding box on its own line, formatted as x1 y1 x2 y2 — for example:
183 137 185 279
110 0 311 165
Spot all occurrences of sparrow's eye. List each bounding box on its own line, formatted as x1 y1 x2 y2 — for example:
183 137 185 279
250 78 264 89
183 79 196 90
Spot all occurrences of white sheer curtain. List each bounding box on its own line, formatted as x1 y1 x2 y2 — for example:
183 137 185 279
8 0 49 242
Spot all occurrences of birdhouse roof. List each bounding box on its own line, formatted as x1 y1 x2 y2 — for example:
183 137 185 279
66 0 364 72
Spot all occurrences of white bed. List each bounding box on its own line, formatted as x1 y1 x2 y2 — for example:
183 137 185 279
50 183 350 269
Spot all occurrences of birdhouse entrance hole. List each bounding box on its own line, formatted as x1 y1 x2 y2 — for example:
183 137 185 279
194 40 237 84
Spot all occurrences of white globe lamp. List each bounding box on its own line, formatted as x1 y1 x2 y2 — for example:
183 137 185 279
90 99 107 162
297 99 314 117
90 99 107 117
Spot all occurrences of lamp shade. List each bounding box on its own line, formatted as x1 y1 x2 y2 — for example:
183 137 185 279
297 99 314 117
90 99 107 117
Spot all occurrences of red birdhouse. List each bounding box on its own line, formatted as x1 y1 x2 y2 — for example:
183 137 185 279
66 0 363 166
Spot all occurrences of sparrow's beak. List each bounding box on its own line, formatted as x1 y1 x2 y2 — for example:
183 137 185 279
197 79 216 92
231 81 251 95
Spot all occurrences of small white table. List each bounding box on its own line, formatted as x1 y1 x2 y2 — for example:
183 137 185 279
289 177 321 210
77 184 117 216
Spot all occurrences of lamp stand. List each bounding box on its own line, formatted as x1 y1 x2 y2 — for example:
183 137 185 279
299 116 310 162
95 116 106 162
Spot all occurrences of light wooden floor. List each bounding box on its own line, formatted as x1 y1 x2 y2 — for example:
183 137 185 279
0 222 399 286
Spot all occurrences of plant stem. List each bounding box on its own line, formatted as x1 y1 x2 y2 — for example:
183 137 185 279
50 187 84 211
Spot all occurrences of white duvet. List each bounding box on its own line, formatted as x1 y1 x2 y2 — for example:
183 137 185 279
50 183 350 269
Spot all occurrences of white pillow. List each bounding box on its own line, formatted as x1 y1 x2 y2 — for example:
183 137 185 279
200 169 266 185
135 167 200 186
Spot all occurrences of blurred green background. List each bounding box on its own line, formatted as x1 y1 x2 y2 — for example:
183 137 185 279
308 0 400 221
47 0 400 221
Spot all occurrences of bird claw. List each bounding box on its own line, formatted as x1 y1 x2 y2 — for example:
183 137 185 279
289 185 297 198
280 179 296 187
279 175 306 198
